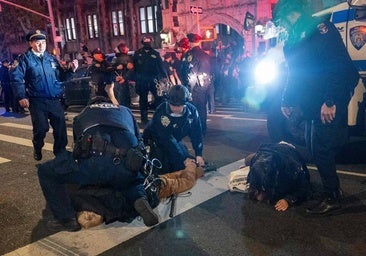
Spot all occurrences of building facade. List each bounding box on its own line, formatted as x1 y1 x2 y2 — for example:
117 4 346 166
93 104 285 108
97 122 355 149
1 0 342 61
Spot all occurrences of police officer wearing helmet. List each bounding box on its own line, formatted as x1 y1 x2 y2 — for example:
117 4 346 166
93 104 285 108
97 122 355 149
133 35 167 125
89 47 114 100
143 85 205 173
181 33 213 136
273 0 359 214
37 96 159 231
11 30 78 161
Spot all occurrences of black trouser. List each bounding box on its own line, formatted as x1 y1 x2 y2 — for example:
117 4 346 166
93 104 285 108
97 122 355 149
304 109 348 198
2 82 15 111
29 98 68 155
114 81 131 107
191 85 208 136
136 78 158 123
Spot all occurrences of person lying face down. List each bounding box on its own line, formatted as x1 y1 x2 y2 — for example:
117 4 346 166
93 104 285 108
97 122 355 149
75 158 204 229
246 142 311 211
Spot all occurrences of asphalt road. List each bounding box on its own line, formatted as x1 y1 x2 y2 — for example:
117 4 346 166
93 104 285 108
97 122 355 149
1 102 366 256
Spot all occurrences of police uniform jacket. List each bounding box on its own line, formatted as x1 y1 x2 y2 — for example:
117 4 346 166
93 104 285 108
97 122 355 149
89 59 113 97
181 46 212 90
144 101 203 157
133 46 166 80
11 49 68 100
282 16 359 120
73 102 141 147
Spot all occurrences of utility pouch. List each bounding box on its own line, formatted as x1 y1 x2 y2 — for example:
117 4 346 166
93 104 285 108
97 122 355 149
73 134 93 159
91 133 107 156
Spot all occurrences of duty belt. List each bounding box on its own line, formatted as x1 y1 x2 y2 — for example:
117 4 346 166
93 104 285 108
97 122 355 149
88 134 128 165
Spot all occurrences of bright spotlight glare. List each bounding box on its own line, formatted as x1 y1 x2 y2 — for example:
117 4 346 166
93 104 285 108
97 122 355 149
254 60 278 85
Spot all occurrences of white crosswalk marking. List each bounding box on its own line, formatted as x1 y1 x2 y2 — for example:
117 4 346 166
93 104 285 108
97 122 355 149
0 122 73 137
0 157 11 164
0 134 54 151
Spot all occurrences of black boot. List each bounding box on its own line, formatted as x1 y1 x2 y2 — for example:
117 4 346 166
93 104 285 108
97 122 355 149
46 217 81 232
134 197 159 226
306 191 342 215
33 148 42 161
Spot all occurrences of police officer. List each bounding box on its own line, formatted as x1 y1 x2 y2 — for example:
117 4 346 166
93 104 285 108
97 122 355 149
10 30 78 161
181 33 213 136
133 35 167 125
0 59 13 112
273 0 359 214
143 85 205 174
110 42 134 107
89 48 114 100
37 96 159 231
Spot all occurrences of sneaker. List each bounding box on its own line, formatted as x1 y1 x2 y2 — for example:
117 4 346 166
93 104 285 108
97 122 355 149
46 217 81 232
33 149 42 161
134 198 159 227
306 197 342 215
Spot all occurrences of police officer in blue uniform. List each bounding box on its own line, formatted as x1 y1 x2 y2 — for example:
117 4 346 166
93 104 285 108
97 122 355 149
133 35 167 125
37 96 159 231
143 85 205 174
181 33 213 136
273 0 359 214
10 30 78 161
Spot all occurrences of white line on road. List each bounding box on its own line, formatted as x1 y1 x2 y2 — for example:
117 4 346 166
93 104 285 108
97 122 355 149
0 157 11 164
4 160 243 256
0 134 54 151
0 122 73 137
308 166 366 178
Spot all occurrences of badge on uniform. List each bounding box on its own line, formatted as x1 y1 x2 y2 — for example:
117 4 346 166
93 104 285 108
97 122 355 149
317 23 329 34
161 115 170 127
350 26 366 50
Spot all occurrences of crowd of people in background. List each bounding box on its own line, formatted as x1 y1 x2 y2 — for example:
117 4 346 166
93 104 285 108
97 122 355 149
1 33 258 132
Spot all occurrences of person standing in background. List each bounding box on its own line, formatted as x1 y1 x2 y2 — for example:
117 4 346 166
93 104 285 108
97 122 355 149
181 33 213 136
0 59 14 113
11 30 78 161
88 48 114 100
110 42 135 107
133 35 167 125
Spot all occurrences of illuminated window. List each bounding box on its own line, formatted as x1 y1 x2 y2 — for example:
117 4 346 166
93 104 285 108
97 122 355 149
140 5 158 34
65 18 77 41
87 14 99 39
112 10 125 36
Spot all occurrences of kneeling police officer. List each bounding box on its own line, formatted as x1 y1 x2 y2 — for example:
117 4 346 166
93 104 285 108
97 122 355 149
37 96 159 231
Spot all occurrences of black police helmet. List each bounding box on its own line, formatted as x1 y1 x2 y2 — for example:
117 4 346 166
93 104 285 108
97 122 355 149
87 96 112 105
168 85 189 106
272 0 308 24
141 35 154 44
